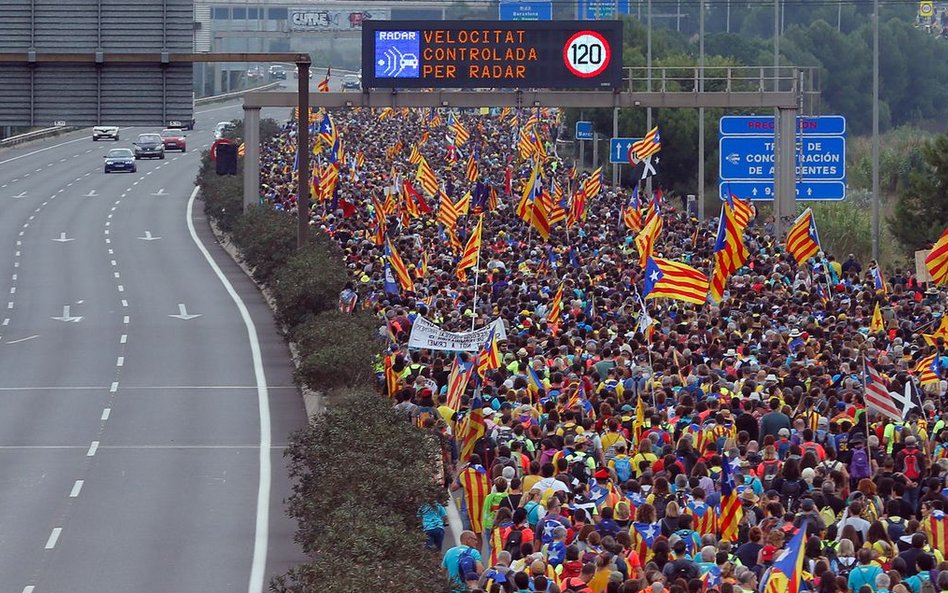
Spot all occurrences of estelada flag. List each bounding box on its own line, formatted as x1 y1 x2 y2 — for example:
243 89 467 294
925 226 948 285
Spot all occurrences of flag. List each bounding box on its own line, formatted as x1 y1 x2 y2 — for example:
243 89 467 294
516 163 540 221
719 458 743 542
456 215 483 281
635 209 663 268
455 192 471 216
924 316 948 346
317 112 336 148
458 456 490 534
870 302 884 333
526 365 544 395
416 251 428 279
427 108 442 128
383 352 398 397
385 239 413 292
630 126 661 161
569 190 586 225
864 360 902 422
709 199 751 303
548 184 567 226
636 294 656 342
449 114 470 145
582 167 603 199
630 521 661 564
700 566 722 591
686 500 717 536
785 208 821 264
547 282 565 327
408 144 423 165
415 157 439 196
488 186 498 212
761 521 808 593
872 266 888 294
438 195 460 229
474 328 502 381
445 355 472 411
925 510 948 554
317 66 331 92
517 126 535 159
925 226 948 285
623 186 642 232
377 106 394 121
529 191 552 240
371 195 387 246
915 353 942 386
643 257 709 306
465 146 479 182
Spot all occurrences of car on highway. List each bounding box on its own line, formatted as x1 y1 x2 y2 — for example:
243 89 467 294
268 65 286 80
160 128 187 152
247 66 264 81
132 133 165 159
341 74 361 91
103 148 137 173
92 125 120 141
214 121 234 140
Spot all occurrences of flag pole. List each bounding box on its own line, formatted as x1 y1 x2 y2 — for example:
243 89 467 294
471 240 482 332
862 351 872 460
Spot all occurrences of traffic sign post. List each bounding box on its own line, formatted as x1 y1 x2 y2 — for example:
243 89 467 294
718 115 847 201
608 137 642 164
499 1 554 21
575 120 593 141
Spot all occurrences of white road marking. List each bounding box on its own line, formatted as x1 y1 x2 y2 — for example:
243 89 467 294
23 586 35 593
117 285 124 292
107 214 113 218
114 272 120 278
69 480 83 497
116 356 124 367
11 274 16 280
187 187 272 593
7 302 13 309
110 260 116 266
104 230 109 235
44 528 62 549
0 134 93 166
110 381 119 392
5 335 38 345
9 287 14 294
108 249 114 255
120 334 127 344
105 221 110 226
105 239 110 244
122 316 129 324
86 442 99 456
2 319 9 325
121 300 128 307
101 408 111 420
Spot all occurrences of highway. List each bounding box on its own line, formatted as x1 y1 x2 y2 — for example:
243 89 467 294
0 97 306 592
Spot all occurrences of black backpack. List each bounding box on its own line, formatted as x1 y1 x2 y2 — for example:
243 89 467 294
781 479 804 511
505 527 525 560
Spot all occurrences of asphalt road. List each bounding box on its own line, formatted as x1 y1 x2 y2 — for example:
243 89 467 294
0 99 307 592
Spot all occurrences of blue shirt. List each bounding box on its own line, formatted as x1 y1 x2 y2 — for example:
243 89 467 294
443 545 482 586
848 564 883 593
419 504 446 531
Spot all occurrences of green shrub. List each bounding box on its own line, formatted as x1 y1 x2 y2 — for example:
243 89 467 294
231 205 297 286
293 311 380 390
271 233 349 328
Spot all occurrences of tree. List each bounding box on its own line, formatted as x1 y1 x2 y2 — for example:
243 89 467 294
271 232 350 328
889 134 948 253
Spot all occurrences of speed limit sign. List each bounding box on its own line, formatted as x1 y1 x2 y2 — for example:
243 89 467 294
563 30 612 79
920 1 934 17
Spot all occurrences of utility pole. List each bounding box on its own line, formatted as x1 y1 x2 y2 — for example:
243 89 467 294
646 0 653 195
698 0 705 220
872 0 880 260
296 62 310 249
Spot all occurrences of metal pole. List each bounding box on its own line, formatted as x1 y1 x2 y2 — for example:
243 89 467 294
646 0 653 195
774 0 780 91
676 0 681 32
698 0 705 220
727 0 731 33
612 106 619 187
579 141 585 169
593 131 599 169
296 62 310 249
775 106 797 239
871 0 880 261
837 0 842 31
242 105 260 211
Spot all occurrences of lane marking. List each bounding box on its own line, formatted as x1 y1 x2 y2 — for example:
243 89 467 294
23 586 35 593
69 480 84 497
113 272 120 279
120 334 127 344
187 186 272 593
122 316 129 324
110 381 119 392
110 260 116 266
1 319 9 326
5 335 38 345
86 441 99 456
0 385 297 391
117 285 124 292
45 528 62 549
121 300 128 307
116 356 124 367
101 408 111 420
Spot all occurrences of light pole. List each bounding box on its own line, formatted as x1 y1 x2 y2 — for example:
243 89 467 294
698 0 705 220
646 0 652 195
872 0 880 260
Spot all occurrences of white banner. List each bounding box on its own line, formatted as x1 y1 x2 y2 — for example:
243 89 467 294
288 8 389 31
408 317 508 352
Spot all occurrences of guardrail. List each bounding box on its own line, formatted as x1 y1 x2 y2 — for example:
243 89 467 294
0 125 72 148
195 81 282 107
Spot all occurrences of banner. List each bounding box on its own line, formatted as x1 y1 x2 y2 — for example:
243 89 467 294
289 8 390 32
408 317 507 351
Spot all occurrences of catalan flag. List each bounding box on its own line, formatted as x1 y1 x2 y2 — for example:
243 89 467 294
526 365 545 395
687 499 717 537
623 186 642 232
718 456 743 542
383 352 399 397
785 208 821 264
465 146 479 182
643 256 709 306
408 143 422 165
317 112 336 148
870 302 884 333
371 195 387 246
517 125 535 159
872 266 888 294
317 66 331 92
915 352 942 386
582 167 603 199
437 193 460 229
445 355 472 412
709 197 751 303
377 106 394 121
630 126 661 161
635 208 663 268
547 185 567 226
416 250 428 279
923 316 948 346
529 191 552 240
568 190 586 226
456 215 483 281
449 113 470 145
455 192 471 217
516 162 539 222
385 238 413 292
474 327 502 381
426 107 442 128
546 282 565 327
761 520 808 593
924 510 948 554
415 157 439 196
630 521 661 564
925 226 948 285
457 449 489 533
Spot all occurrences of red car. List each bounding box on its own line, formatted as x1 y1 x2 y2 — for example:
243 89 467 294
160 128 187 152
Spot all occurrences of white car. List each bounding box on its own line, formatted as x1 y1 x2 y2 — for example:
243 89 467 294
92 126 120 141
214 121 234 140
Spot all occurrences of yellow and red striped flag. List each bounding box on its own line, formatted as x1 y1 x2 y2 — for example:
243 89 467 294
630 126 661 161
915 352 942 385
546 282 565 327
450 117 470 145
635 209 663 268
465 146 479 182
317 66 331 92
415 157 439 196
925 510 948 553
642 256 709 306
456 215 483 281
408 144 422 165
455 192 471 217
437 194 460 229
457 446 489 534
371 195 387 246
383 352 399 397
785 208 821 264
582 167 603 199
718 457 743 542
709 196 752 303
925 226 948 285
445 355 472 412
385 238 413 292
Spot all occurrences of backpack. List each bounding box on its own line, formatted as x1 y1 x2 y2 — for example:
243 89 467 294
614 456 633 483
762 461 780 489
569 452 592 484
781 479 804 511
504 526 525 560
457 548 478 579
902 448 922 480
819 505 838 527
561 422 581 442
919 574 936 593
885 517 907 542
850 448 871 480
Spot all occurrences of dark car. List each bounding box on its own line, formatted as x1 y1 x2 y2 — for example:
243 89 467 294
160 128 187 152
341 74 361 90
268 65 286 80
133 133 164 159
104 148 136 173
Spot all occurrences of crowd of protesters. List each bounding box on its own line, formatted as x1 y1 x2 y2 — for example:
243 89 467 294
254 105 948 593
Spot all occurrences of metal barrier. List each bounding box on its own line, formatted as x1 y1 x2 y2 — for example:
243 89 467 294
194 81 283 106
0 125 71 148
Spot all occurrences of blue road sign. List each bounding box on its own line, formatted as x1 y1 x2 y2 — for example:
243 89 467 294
499 1 553 20
719 135 846 182
575 121 594 141
720 181 846 201
374 31 421 79
577 0 631 20
609 137 642 164
719 115 846 136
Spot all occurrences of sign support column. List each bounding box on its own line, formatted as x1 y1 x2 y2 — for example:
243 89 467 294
612 106 619 187
242 105 260 212
774 106 797 238
296 62 310 249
